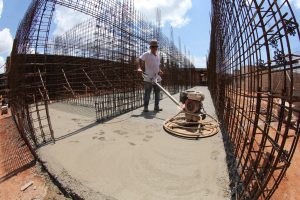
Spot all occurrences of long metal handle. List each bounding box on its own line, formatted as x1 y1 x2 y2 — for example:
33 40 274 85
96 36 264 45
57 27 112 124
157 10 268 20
154 82 181 107
142 73 182 108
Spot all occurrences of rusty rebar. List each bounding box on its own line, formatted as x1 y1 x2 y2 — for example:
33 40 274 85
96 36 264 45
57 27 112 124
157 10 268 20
208 0 300 199
7 0 202 148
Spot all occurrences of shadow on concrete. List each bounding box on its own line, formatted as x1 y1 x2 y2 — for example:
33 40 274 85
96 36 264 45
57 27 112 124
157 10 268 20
38 122 99 148
55 122 99 141
131 111 165 121
131 112 157 119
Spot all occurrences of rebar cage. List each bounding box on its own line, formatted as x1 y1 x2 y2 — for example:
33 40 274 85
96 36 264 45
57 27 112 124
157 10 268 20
7 0 300 199
208 0 300 199
8 0 200 149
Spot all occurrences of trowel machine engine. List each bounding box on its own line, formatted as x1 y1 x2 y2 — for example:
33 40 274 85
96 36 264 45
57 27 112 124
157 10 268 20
163 89 219 139
180 91 206 122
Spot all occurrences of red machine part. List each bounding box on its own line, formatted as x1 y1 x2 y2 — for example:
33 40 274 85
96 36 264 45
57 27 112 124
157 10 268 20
184 99 201 113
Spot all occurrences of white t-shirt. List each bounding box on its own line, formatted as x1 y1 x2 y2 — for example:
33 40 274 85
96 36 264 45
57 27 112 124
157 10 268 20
140 51 162 83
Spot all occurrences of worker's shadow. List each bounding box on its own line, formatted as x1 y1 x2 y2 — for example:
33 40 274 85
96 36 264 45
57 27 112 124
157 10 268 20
131 111 157 120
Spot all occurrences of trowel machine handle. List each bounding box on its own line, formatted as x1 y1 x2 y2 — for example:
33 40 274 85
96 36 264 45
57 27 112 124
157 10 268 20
141 73 182 108
141 72 160 84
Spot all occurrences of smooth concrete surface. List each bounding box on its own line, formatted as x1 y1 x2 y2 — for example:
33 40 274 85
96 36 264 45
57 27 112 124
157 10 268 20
37 87 230 200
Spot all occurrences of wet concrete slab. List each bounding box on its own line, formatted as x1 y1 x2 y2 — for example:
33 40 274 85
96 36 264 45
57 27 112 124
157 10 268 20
38 86 230 200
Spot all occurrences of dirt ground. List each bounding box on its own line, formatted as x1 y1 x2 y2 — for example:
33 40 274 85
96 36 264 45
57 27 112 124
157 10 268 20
0 112 69 200
272 141 300 200
0 165 69 200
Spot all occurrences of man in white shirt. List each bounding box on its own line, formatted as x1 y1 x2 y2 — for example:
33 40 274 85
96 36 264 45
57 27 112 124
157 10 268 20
137 40 163 112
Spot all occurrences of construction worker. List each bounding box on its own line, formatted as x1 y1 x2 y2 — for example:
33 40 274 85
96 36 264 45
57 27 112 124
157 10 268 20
137 40 163 112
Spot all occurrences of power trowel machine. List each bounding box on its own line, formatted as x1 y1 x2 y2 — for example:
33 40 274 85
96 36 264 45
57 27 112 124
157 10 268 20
142 73 219 139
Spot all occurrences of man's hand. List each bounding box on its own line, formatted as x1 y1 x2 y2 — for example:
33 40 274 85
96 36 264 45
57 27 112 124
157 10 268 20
136 58 144 74
159 70 164 76
137 67 143 73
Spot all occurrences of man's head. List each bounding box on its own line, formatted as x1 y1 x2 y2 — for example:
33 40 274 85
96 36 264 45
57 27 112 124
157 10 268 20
150 40 158 54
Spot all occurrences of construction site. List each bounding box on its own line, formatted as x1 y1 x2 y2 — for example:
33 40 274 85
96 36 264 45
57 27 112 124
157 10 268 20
0 0 300 199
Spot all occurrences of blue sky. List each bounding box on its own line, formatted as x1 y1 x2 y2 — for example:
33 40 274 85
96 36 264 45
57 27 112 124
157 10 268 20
161 0 211 68
0 0 211 71
0 0 32 72
0 0 300 72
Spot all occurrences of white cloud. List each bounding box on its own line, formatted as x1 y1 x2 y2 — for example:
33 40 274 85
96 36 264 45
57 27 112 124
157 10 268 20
0 56 5 73
53 6 89 36
134 0 192 28
0 0 3 19
278 0 300 9
52 1 191 36
0 2 13 64
194 56 206 68
290 0 300 9
0 28 13 54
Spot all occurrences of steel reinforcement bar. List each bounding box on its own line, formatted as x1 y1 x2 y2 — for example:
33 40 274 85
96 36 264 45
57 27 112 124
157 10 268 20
8 0 199 150
208 0 300 199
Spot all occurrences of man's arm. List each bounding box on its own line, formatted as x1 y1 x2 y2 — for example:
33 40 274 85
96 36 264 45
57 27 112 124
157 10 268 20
159 62 164 75
136 58 144 73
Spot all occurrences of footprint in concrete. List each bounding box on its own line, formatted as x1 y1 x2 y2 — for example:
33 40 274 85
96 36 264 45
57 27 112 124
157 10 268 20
113 130 121 134
98 137 105 141
204 189 211 197
69 140 79 143
119 131 128 136
98 131 105 135
146 125 155 129
146 135 153 139
114 130 128 136
143 138 149 142
129 142 136 146
92 136 98 140
211 150 220 160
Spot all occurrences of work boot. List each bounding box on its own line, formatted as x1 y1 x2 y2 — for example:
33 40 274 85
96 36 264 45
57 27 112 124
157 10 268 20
143 108 149 112
154 107 163 112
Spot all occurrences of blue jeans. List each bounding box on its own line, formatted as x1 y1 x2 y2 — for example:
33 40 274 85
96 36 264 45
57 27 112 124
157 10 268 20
144 82 160 109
